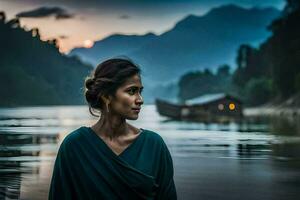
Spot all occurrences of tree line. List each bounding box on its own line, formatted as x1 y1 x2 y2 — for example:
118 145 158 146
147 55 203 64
178 0 300 106
0 12 93 106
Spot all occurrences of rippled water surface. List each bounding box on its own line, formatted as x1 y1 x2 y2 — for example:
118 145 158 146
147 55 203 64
0 105 300 200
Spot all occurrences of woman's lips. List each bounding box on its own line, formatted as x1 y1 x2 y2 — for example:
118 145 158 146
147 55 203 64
132 108 140 112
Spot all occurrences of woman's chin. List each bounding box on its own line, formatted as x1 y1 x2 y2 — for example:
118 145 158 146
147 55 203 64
127 114 139 120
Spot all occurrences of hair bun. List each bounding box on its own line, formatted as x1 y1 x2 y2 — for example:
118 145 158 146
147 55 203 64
85 77 95 90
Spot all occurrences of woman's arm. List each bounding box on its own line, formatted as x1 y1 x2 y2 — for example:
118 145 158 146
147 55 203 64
155 140 177 200
48 140 75 200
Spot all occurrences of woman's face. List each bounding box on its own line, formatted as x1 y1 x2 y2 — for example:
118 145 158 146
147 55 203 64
108 74 144 120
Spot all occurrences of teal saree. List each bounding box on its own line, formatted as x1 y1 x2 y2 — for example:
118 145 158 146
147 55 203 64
48 126 177 200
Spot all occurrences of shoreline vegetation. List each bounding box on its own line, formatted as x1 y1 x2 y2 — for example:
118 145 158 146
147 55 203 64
0 12 93 107
177 1 300 110
244 93 300 117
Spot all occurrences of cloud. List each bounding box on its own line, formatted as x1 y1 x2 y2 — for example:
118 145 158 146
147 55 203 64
16 6 74 20
59 35 69 39
119 14 130 19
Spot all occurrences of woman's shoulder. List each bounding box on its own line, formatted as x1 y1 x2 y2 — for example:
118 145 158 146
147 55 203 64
142 129 173 160
59 126 86 149
142 128 168 147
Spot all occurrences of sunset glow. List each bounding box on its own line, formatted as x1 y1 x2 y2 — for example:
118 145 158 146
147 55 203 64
83 39 94 48
0 0 284 53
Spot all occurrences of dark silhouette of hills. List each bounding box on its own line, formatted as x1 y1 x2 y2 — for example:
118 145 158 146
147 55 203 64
70 4 280 84
130 4 279 82
69 32 157 65
0 12 93 107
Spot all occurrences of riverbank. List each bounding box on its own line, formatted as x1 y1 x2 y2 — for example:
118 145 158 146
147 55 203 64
244 93 300 117
244 106 300 117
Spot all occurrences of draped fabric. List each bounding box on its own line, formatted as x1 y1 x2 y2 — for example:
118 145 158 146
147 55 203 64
48 126 177 200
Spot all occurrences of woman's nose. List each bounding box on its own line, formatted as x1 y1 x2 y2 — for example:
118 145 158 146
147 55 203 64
136 93 143 104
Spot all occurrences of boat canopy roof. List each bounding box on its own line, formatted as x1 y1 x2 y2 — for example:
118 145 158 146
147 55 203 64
185 93 227 106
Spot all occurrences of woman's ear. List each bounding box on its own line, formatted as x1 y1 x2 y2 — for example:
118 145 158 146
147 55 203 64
101 95 112 104
101 95 109 104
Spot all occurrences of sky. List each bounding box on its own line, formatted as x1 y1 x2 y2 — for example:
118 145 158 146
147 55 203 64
0 0 285 53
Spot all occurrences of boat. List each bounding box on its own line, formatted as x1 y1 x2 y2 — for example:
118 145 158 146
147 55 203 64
155 93 244 123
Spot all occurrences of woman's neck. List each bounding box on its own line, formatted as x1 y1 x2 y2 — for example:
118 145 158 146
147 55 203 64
92 114 131 140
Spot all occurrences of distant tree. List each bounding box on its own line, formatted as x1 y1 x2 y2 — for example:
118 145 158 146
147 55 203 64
217 64 230 77
236 44 251 69
266 0 300 97
245 77 273 106
47 38 59 49
178 65 232 101
203 68 213 76
233 43 268 88
283 0 300 16
295 73 300 92
233 45 252 87
0 11 5 23
31 28 40 38
6 17 20 28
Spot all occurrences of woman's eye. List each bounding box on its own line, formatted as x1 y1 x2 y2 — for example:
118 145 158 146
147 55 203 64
127 88 143 95
128 89 135 94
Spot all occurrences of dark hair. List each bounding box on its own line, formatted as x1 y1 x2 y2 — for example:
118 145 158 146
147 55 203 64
84 57 142 117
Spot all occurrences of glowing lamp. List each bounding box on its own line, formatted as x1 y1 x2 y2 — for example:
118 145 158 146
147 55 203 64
229 103 235 110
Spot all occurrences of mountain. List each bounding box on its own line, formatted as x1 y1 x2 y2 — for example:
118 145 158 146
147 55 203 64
129 4 280 81
69 33 157 66
0 12 93 107
69 4 281 103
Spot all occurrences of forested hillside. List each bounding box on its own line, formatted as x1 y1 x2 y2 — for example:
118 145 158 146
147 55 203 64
0 12 93 107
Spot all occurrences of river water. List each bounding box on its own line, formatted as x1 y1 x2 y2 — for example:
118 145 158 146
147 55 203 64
0 105 299 200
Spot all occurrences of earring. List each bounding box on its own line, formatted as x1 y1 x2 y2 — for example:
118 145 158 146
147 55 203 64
106 102 110 113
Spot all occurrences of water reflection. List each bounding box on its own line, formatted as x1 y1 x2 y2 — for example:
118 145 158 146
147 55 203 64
0 105 299 200
0 173 21 199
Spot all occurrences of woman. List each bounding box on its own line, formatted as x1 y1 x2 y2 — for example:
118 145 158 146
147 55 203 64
48 58 177 200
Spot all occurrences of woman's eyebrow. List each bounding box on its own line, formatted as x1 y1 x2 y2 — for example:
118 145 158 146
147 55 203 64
126 85 144 89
